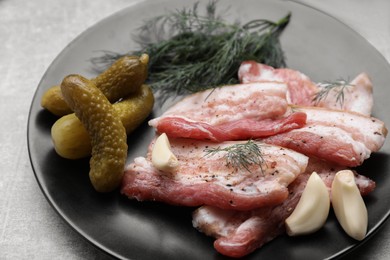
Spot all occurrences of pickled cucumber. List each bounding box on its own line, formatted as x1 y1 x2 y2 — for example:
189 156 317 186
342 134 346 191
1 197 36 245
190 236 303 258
93 54 149 101
51 84 154 159
60 74 128 192
51 113 91 159
41 54 149 116
114 84 154 134
41 86 73 116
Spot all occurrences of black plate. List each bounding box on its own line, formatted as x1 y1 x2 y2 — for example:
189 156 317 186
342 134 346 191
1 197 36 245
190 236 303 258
27 0 390 259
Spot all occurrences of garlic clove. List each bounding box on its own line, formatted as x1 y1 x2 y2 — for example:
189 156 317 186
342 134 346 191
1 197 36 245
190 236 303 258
331 170 368 241
152 133 179 172
285 172 330 236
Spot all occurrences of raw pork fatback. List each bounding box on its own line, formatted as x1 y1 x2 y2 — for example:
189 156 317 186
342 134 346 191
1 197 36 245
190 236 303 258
263 106 387 167
121 138 308 210
239 61 317 106
238 61 373 115
149 82 307 141
315 72 373 116
192 158 376 258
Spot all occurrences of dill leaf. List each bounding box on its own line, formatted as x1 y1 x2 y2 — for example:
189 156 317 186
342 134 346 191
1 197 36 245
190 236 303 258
90 1 291 103
204 140 265 173
313 78 354 107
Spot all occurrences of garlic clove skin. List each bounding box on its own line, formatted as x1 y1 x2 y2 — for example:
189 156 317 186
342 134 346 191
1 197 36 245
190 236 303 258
152 133 179 172
331 170 368 241
285 172 330 236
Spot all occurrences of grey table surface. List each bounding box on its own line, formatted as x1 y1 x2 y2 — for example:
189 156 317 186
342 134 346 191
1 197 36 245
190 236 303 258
1 0 390 259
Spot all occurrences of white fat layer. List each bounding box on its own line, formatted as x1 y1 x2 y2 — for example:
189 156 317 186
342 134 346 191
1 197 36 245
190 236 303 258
238 63 251 79
318 73 373 116
261 144 309 173
165 140 309 195
294 125 371 162
165 82 287 112
238 62 280 82
347 73 373 115
298 107 386 151
192 206 235 237
254 68 278 81
149 82 289 126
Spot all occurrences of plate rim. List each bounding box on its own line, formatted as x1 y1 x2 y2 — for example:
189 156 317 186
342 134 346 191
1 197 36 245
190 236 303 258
27 0 390 259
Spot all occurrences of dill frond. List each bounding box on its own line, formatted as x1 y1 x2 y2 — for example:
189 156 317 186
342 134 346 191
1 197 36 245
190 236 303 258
204 140 265 173
313 78 354 107
91 1 291 103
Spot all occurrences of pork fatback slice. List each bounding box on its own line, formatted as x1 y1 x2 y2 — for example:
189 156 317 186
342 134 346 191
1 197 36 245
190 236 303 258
263 106 387 167
238 61 317 106
121 138 308 211
314 72 373 116
238 61 374 116
192 158 376 258
149 82 307 142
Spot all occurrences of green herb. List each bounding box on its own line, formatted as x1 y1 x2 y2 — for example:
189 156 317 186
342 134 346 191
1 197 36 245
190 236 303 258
204 140 265 173
313 79 354 107
91 1 290 102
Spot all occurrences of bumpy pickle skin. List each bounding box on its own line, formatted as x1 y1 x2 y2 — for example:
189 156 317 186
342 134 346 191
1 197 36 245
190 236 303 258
114 84 154 134
51 84 154 159
61 74 128 192
93 54 149 101
41 54 149 116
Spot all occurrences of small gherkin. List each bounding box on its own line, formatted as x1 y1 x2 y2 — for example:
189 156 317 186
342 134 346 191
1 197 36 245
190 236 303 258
61 74 128 192
41 54 149 116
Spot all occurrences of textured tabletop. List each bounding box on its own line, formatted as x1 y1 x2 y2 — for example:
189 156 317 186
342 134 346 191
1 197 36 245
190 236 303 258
1 0 389 259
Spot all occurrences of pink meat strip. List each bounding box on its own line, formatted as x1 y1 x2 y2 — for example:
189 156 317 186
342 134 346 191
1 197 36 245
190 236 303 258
149 82 307 142
121 138 308 211
155 113 306 142
238 61 374 116
192 158 376 258
263 106 387 167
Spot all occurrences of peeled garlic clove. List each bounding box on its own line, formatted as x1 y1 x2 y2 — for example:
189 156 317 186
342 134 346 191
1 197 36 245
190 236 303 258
152 133 179 172
331 170 368 241
285 172 330 236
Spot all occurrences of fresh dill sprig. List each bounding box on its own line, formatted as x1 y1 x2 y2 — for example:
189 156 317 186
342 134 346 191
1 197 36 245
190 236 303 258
90 1 291 103
313 79 354 107
204 140 265 173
